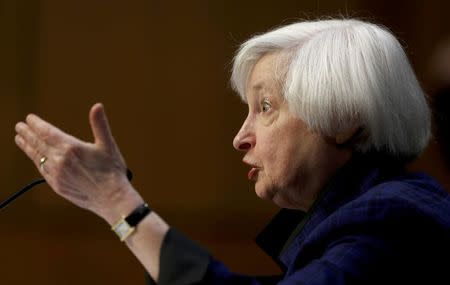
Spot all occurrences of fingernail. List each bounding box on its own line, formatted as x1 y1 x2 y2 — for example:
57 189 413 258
15 135 23 146
15 122 24 132
26 114 36 123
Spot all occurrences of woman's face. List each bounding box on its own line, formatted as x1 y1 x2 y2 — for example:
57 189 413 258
233 53 351 210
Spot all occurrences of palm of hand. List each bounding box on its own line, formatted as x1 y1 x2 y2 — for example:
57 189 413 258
14 103 131 217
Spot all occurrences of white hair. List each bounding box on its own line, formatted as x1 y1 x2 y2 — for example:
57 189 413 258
231 19 430 161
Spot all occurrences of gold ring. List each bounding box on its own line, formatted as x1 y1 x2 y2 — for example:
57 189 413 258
39 156 47 169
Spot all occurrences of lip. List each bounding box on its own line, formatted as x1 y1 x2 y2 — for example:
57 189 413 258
242 159 259 168
243 159 260 181
248 167 259 181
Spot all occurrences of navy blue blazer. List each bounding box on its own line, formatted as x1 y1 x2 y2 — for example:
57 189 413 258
147 154 450 284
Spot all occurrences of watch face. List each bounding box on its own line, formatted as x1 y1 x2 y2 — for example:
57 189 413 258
113 220 135 241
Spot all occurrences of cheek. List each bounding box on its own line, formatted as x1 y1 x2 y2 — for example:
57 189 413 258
255 114 311 183
257 135 278 163
266 130 318 182
274 144 304 183
259 133 302 179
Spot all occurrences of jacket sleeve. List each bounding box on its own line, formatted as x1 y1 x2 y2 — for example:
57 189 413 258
146 228 283 285
146 228 389 285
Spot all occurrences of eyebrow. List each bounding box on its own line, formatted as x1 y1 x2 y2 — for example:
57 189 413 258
252 83 265 92
247 82 277 104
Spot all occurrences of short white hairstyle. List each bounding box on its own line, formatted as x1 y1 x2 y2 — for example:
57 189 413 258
231 19 430 161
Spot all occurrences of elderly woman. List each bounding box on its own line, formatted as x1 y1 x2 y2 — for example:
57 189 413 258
14 19 450 284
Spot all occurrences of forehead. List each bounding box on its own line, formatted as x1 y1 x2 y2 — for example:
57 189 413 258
245 53 280 101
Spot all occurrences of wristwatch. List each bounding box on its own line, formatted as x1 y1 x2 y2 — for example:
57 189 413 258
111 203 151 241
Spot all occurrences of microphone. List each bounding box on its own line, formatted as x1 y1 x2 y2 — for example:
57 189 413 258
0 169 133 211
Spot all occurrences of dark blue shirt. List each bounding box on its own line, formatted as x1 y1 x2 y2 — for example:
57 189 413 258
147 154 450 284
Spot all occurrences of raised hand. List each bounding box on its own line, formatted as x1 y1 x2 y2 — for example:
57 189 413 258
14 103 143 223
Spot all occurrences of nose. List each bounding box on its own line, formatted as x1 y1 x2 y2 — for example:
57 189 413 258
233 117 255 151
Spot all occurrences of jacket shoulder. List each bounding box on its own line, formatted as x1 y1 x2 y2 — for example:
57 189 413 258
344 172 450 231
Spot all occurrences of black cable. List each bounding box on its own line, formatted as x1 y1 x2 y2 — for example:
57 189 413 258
0 178 46 210
0 169 133 211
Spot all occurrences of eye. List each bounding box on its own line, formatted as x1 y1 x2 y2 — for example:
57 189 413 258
262 98 272 113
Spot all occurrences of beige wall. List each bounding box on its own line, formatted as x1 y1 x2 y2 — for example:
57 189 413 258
1 0 450 284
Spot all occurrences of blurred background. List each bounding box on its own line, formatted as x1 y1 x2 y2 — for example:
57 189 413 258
1 0 450 284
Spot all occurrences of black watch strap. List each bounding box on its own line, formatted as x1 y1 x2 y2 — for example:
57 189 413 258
125 203 151 227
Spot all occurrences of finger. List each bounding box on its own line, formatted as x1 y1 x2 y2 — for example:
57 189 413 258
25 114 69 146
89 103 116 150
15 122 49 160
15 134 48 174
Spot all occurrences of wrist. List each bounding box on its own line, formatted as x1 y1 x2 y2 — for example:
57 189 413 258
100 187 145 226
111 203 151 241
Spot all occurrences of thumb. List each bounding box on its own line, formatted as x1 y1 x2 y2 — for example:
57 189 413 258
89 103 116 150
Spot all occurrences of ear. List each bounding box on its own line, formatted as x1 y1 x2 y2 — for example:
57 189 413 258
335 126 363 146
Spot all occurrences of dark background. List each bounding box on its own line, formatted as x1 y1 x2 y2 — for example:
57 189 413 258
1 0 450 284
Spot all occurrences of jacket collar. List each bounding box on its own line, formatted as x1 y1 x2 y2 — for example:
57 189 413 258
254 152 405 270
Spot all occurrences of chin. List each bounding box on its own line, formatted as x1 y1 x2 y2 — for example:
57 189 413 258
255 182 302 209
272 195 297 209
254 181 277 201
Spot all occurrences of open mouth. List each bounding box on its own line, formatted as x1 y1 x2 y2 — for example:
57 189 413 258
243 159 261 181
248 167 259 181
